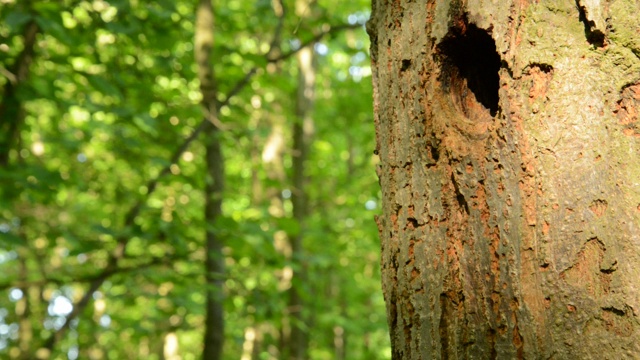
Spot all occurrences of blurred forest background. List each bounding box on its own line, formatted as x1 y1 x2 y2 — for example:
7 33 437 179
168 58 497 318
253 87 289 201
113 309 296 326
0 0 387 359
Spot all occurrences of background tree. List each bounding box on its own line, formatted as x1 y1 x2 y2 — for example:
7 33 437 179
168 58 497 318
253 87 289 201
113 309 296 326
368 0 640 358
0 0 390 359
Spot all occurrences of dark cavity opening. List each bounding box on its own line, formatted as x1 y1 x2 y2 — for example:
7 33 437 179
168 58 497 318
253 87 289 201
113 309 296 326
437 23 501 116
429 144 440 163
401 59 411 72
576 1 605 47
602 306 626 317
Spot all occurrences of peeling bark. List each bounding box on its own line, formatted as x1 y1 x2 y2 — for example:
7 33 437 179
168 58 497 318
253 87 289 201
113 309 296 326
369 0 640 358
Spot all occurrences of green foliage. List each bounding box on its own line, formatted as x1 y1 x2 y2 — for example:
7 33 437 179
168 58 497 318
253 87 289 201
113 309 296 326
0 0 388 359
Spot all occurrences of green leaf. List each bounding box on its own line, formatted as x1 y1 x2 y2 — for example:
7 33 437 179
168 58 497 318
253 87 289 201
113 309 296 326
277 217 300 237
0 233 23 248
86 74 123 99
30 77 54 97
34 14 77 46
5 11 33 30
133 114 159 137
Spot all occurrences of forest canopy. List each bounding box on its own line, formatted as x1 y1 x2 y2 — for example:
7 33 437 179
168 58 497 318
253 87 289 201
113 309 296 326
0 0 387 359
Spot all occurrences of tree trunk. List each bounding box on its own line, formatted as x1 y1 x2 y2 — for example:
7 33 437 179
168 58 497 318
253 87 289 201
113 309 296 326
282 1 317 359
368 0 640 358
195 1 226 359
286 42 315 360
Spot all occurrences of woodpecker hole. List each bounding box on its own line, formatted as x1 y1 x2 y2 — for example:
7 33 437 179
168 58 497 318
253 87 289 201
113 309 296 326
437 21 501 117
401 59 412 72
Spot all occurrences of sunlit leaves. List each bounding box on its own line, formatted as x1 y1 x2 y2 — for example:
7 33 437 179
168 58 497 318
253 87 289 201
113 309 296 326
0 0 388 358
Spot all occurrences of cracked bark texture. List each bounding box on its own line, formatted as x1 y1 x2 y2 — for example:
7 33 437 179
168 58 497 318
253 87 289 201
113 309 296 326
368 0 640 358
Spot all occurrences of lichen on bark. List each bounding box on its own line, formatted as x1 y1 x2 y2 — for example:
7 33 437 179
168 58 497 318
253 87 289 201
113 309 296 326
369 0 640 358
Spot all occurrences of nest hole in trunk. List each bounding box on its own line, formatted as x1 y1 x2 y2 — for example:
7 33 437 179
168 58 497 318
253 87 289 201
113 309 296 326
437 21 501 117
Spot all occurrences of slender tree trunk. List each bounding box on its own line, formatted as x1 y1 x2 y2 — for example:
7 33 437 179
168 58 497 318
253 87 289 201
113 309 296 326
280 2 317 359
202 113 225 360
368 0 640 358
195 1 225 359
285 0 317 354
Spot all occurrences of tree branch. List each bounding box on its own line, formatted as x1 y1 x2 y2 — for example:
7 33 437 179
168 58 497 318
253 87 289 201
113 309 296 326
137 21 361 215
36 15 362 353
0 253 184 291
40 254 178 351
268 23 362 63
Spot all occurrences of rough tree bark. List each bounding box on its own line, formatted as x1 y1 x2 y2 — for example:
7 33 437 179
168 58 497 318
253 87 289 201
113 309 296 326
368 0 640 358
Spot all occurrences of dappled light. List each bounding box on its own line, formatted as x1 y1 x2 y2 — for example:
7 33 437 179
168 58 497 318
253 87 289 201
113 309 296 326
0 0 387 359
